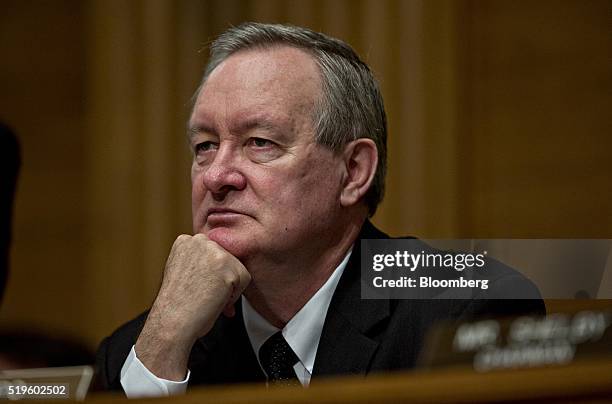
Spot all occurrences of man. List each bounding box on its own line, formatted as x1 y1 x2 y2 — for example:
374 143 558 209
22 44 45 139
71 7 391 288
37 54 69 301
96 23 543 397
1 122 20 305
0 124 95 370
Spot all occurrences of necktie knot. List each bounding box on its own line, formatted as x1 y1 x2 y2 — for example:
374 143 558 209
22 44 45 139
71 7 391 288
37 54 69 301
258 331 300 386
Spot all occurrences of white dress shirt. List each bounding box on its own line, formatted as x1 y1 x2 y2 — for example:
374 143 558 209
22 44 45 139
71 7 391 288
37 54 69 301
120 250 351 398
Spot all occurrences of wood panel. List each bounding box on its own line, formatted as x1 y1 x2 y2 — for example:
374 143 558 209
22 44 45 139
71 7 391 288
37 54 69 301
456 0 612 237
0 0 89 341
0 0 610 350
85 360 612 403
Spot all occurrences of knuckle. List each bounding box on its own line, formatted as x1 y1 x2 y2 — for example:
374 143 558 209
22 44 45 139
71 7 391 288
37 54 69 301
223 274 237 289
207 244 226 260
240 267 252 282
175 234 191 244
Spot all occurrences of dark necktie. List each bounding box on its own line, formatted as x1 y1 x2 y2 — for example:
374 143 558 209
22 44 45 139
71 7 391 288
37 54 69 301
258 331 300 386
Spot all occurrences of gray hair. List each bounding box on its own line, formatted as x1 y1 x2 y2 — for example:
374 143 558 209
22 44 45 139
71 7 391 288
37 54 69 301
198 22 387 216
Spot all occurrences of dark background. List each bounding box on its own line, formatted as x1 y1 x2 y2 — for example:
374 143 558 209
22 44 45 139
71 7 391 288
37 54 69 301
0 0 610 350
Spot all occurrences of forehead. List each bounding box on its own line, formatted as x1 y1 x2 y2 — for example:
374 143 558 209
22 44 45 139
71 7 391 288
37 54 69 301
191 46 322 126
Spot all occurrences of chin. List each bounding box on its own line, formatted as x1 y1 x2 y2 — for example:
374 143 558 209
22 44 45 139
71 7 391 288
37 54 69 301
206 227 254 259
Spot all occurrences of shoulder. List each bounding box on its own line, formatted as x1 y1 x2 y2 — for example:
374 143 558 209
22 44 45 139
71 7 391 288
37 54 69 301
353 222 545 370
359 220 544 304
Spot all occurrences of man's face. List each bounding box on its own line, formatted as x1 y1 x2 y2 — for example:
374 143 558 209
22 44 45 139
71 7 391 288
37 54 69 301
189 46 345 265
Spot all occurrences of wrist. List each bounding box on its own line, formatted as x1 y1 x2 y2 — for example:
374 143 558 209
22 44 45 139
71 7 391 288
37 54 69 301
135 312 196 381
146 301 201 346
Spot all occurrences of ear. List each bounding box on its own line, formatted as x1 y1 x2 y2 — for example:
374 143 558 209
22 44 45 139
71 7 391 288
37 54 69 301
340 138 378 208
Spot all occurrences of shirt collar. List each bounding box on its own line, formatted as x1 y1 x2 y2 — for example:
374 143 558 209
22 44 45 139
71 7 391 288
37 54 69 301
242 249 352 375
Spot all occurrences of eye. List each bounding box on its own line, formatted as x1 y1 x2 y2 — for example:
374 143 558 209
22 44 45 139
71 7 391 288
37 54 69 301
245 137 283 163
248 137 275 148
194 141 218 154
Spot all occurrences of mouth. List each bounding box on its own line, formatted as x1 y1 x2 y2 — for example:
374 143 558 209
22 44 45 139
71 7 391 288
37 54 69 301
205 208 248 224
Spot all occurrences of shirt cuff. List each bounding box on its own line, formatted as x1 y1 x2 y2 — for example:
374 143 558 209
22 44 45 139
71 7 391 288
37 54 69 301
120 345 190 398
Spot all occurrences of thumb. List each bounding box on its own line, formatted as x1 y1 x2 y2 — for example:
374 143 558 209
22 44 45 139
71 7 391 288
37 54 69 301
223 302 236 317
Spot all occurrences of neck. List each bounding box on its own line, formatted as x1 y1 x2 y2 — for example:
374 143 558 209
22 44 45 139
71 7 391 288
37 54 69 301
243 218 364 328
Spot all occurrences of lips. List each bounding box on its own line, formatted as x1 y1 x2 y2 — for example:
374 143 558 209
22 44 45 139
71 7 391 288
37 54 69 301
205 208 246 222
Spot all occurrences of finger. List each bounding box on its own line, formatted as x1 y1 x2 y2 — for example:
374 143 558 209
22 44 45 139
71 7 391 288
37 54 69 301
222 266 250 318
223 303 236 318
235 265 252 293
175 234 192 243
192 232 209 241
170 234 191 253
225 270 247 306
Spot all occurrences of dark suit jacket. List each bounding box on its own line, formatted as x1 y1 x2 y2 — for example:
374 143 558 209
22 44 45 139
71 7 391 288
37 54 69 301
95 221 545 390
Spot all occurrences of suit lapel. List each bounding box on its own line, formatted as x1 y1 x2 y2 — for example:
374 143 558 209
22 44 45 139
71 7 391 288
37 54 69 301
189 299 266 385
312 220 391 378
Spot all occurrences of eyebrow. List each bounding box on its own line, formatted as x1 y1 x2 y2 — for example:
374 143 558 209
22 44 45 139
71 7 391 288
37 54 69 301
187 124 216 140
188 116 287 141
230 117 281 135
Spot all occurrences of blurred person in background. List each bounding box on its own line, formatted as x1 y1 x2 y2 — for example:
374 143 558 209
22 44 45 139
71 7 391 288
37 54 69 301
0 122 93 371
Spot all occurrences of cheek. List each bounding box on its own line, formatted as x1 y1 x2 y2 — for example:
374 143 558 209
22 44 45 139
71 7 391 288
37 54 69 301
191 170 203 203
191 171 207 226
272 156 342 210
302 152 342 186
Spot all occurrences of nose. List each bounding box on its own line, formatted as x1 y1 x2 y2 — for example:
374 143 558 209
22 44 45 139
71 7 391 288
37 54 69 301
201 145 247 200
